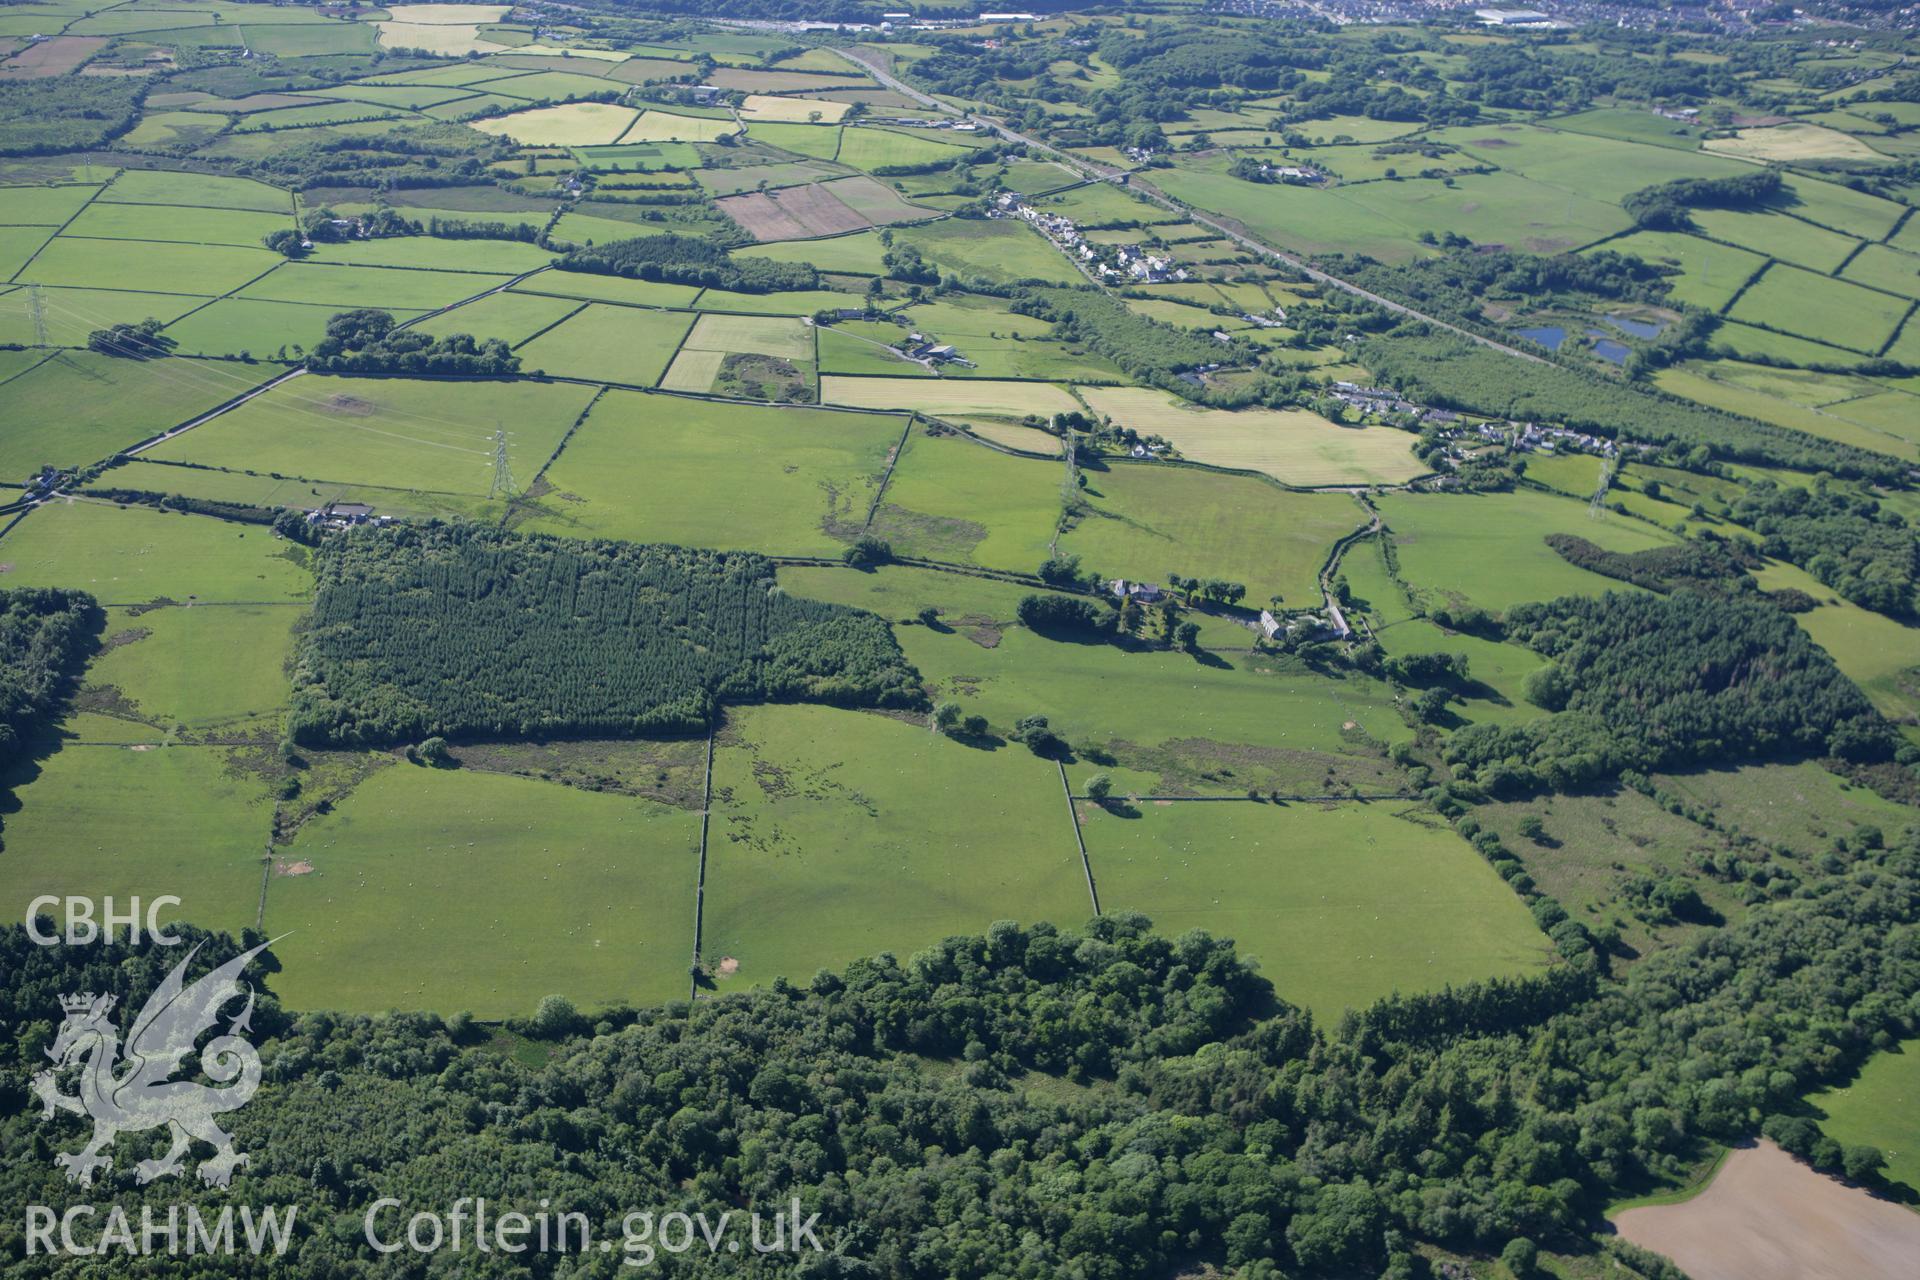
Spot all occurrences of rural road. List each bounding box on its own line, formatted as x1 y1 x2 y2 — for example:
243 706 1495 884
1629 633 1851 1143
832 47 1548 366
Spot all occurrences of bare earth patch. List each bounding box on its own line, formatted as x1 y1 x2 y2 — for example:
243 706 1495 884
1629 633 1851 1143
276 859 315 876
716 956 740 977
1612 1141 1920 1280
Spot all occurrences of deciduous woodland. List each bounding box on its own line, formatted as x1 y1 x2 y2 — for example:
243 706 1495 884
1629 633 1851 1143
4 1 1920 1274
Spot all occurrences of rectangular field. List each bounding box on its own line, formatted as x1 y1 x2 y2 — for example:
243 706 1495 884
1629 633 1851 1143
238 262 513 311
1078 387 1425 487
266 763 700 1018
0 350 244 475
682 312 812 361
1727 263 1911 355
1378 488 1678 613
99 168 292 213
0 744 272 943
62 201 291 247
18 237 278 295
521 389 904 555
822 375 1079 417
1082 801 1546 1022
0 499 314 604
737 93 849 123
868 426 1063 572
469 101 639 145
1063 465 1361 608
719 185 866 241
513 303 693 386
701 704 1091 991
145 375 596 495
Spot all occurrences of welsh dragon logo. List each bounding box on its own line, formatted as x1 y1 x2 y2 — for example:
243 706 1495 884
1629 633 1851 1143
30 939 272 1188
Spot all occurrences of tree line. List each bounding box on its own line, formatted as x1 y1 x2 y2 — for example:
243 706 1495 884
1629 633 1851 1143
5 825 1917 1277
0 587 99 774
306 309 519 377
558 232 818 293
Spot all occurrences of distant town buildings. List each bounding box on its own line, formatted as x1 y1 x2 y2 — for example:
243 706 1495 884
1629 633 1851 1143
1475 7 1555 26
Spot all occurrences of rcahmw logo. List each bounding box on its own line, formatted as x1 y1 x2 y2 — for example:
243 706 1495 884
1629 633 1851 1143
30 938 273 1187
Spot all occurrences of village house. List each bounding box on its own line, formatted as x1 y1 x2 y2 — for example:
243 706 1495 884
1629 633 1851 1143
1109 579 1165 604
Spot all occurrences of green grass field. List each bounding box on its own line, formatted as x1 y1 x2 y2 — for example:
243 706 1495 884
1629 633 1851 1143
0 286 210 348
893 218 1084 286
658 347 725 392
20 237 279 296
1807 1041 1920 1195
683 312 813 361
693 287 868 316
1590 230 1768 312
84 603 298 736
1753 559 1920 725
0 500 313 604
816 326 929 378
902 296 1124 383
410 289 581 346
835 126 970 170
146 374 595 496
739 230 887 275
0 183 102 224
1728 263 1912 355
99 168 292 213
1841 243 1920 302
1079 388 1425 487
522 390 904 555
1706 321 1878 371
1689 207 1860 275
266 762 700 1017
890 597 1411 766
238 262 514 311
1063 463 1359 608
63 201 294 248
1433 122 1748 204
702 704 1091 989
1656 363 1918 461
870 426 1064 571
300 235 556 274
1378 488 1677 613
1523 451 1605 498
86 460 504 524
515 271 701 309
514 303 693 385
0 744 273 941
0 350 249 476
1083 799 1546 1021
162 298 429 360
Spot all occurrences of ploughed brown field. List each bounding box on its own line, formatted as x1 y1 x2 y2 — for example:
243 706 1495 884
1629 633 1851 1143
1612 1141 1920 1280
